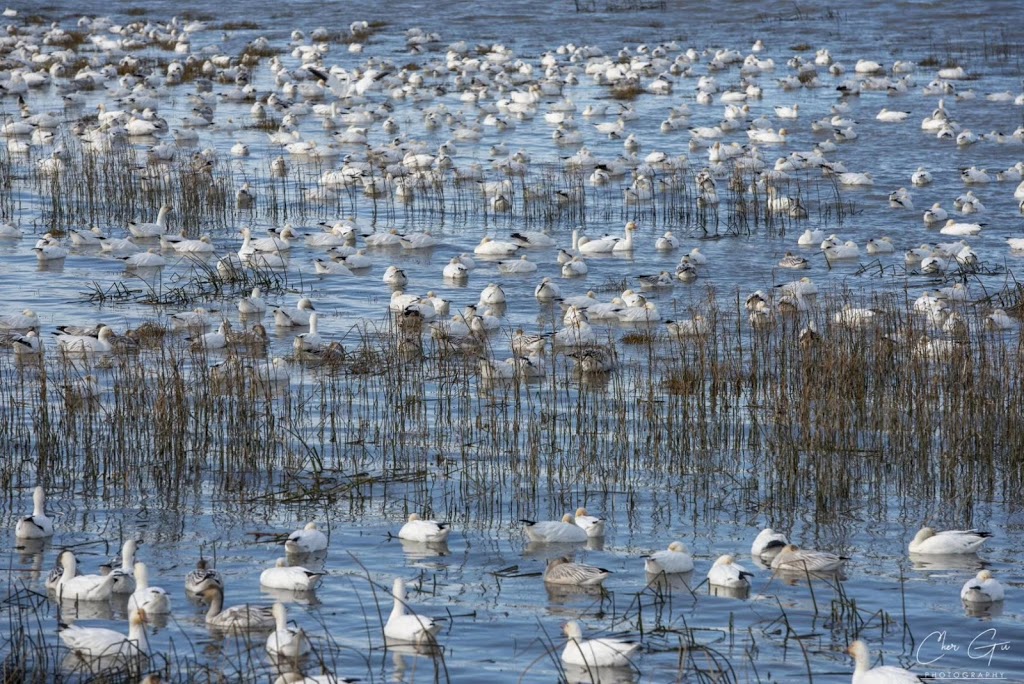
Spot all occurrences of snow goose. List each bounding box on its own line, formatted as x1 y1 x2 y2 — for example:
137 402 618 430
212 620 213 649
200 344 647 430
474 236 519 256
59 608 149 659
752 528 789 556
0 309 39 330
186 558 223 593
908 527 991 554
384 578 441 646
261 558 324 591
54 326 116 355
274 298 316 327
15 486 53 538
398 513 450 543
644 541 694 574
573 507 605 537
770 544 846 573
55 550 122 601
847 640 922 683
11 331 42 357
960 570 1004 603
127 562 170 614
266 602 310 657
561 620 640 668
201 585 275 631
238 287 267 314
544 556 610 586
285 522 328 554
127 204 172 238
109 539 139 594
521 514 588 543
707 554 753 588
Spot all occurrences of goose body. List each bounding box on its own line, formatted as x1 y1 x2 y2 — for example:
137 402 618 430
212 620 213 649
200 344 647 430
186 558 223 593
266 602 310 657
561 620 640 668
384 578 440 645
201 586 275 630
752 528 789 556
770 544 845 573
848 640 922 684
573 507 605 537
960 570 1004 603
127 562 171 614
260 558 325 591
59 608 149 659
238 287 267 314
908 527 991 554
127 205 172 238
285 522 328 554
644 541 694 574
707 554 753 588
15 486 53 538
544 556 610 586
474 236 519 256
398 513 450 543
54 326 116 355
55 551 121 601
109 539 139 594
274 298 316 327
521 514 588 543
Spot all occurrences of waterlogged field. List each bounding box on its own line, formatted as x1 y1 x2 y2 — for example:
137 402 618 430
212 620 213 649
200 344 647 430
0 0 1023 682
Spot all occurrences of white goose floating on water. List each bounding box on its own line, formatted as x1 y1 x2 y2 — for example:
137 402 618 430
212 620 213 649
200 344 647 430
284 522 328 554
127 562 171 614
908 527 991 554
15 486 53 539
59 608 149 660
384 578 441 646
847 640 922 684
561 620 640 669
54 550 122 601
644 541 694 574
521 514 588 543
961 569 1004 604
770 544 846 573
266 602 310 657
707 555 753 588
127 204 172 238
544 557 610 586
260 558 325 591
398 513 450 543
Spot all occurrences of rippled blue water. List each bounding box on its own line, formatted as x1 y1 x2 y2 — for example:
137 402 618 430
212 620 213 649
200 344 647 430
1 0 1023 682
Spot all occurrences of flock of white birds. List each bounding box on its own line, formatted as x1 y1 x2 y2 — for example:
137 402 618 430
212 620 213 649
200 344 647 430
0 3 1020 682
16 484 1002 681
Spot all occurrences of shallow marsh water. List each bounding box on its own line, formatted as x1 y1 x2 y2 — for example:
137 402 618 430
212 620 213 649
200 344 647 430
0 0 1023 682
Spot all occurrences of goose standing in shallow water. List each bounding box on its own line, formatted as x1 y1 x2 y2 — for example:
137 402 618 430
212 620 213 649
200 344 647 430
384 578 441 645
909 527 991 554
561 620 640 668
15 486 53 538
